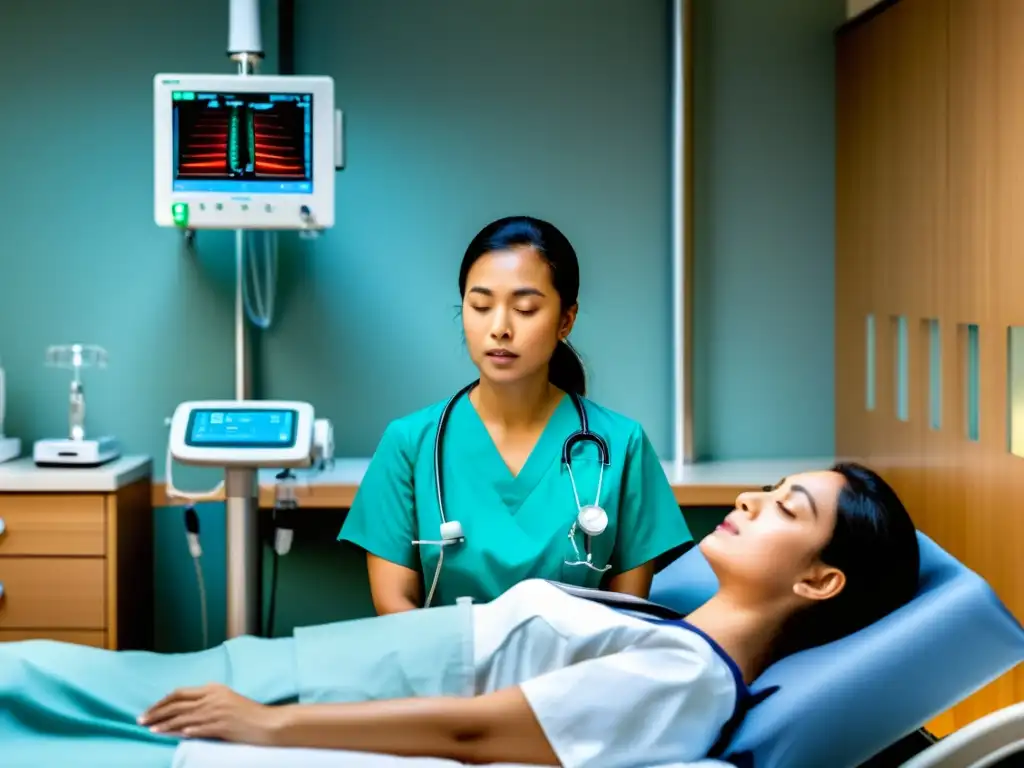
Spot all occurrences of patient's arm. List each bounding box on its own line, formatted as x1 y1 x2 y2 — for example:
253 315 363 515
140 683 558 766
271 686 558 765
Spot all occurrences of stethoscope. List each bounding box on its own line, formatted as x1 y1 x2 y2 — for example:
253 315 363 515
413 380 612 607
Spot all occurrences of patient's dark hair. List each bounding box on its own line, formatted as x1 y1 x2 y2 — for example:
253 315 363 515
775 462 920 659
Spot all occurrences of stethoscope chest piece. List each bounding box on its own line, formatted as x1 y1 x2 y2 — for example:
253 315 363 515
577 504 608 537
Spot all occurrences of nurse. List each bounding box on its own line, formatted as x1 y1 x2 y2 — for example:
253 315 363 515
338 215 693 613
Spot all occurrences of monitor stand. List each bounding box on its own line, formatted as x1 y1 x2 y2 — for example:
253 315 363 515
225 467 259 639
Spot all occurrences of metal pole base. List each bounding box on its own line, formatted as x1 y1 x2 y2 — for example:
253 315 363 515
225 467 259 638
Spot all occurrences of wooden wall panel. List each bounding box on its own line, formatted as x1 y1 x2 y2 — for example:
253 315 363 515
947 0 995 326
993 1 1024 328
836 0 1024 737
835 19 869 460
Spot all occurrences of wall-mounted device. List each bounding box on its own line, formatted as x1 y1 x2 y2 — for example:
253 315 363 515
153 73 337 232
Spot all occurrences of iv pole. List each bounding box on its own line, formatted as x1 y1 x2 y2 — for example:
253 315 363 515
225 0 263 639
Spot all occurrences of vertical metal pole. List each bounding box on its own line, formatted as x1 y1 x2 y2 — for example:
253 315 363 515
671 0 693 474
235 52 257 406
225 53 259 639
225 468 258 638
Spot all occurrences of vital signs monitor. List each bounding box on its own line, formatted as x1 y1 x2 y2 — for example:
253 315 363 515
153 74 336 231
169 400 316 467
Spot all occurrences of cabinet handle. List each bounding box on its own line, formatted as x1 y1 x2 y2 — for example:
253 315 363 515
0 582 4 601
0 517 5 536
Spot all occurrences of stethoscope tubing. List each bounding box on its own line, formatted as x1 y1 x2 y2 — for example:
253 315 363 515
434 381 609 539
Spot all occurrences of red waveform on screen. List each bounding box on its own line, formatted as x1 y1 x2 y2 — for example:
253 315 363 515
177 113 231 177
252 113 305 179
176 103 308 181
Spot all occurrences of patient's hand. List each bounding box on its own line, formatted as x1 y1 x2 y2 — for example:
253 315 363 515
139 683 282 745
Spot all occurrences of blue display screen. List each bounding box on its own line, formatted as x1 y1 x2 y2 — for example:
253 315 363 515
185 409 297 448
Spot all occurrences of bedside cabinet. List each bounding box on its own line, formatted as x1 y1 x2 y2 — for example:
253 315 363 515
0 455 154 650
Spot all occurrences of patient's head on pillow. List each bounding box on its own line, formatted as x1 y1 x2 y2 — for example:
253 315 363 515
699 462 919 657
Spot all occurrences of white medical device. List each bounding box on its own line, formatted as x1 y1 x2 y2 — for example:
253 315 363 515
0 359 21 465
168 399 333 637
33 345 120 468
169 399 316 468
153 73 337 232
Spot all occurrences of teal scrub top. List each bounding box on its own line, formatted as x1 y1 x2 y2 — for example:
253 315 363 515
338 392 693 607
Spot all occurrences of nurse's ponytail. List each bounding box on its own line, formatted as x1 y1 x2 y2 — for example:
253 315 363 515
549 339 587 396
459 215 588 396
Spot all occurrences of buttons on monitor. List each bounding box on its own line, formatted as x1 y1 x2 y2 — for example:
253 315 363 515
168 200 313 227
171 202 189 227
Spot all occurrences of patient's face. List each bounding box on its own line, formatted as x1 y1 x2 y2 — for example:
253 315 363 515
700 470 846 603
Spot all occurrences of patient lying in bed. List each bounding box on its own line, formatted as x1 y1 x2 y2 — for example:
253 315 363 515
0 463 919 768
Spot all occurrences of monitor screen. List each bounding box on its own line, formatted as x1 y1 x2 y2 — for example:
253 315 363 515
185 408 298 448
171 90 313 195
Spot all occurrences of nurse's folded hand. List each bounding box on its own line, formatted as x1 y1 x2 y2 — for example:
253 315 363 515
138 682 281 745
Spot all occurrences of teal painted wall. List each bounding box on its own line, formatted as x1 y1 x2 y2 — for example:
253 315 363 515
0 0 842 652
264 0 675 458
691 0 844 460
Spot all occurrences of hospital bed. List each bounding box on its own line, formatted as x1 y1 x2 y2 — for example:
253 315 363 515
899 701 1024 767
172 532 1024 768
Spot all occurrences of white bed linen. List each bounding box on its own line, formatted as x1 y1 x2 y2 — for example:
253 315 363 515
172 740 734 768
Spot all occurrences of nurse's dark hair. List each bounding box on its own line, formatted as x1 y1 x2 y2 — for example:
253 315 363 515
775 462 920 660
459 215 587 395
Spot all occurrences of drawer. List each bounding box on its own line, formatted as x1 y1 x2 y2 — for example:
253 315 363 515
0 557 105 629
0 629 106 647
0 494 106 556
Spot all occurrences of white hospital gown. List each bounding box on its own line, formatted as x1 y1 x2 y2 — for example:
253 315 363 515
471 580 743 768
172 580 743 768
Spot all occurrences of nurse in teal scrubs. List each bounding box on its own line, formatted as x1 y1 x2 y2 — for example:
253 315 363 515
339 215 693 614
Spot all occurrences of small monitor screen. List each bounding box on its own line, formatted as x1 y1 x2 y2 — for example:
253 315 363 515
185 409 298 448
172 90 313 195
